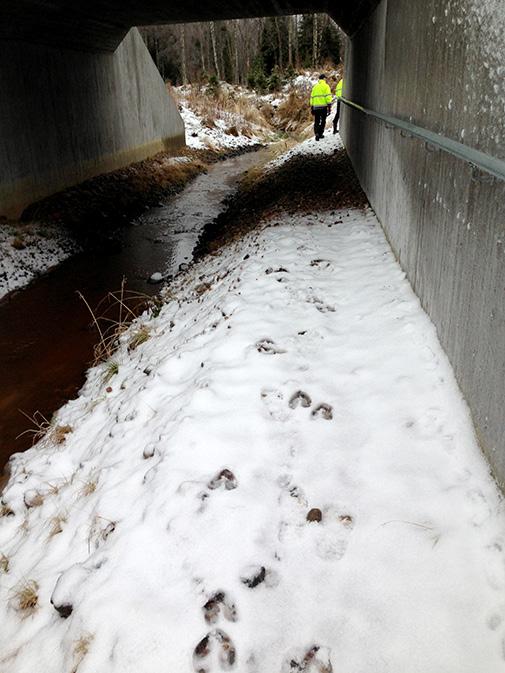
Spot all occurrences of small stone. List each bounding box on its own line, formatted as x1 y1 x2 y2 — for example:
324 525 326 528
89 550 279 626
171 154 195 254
52 602 73 619
143 444 156 459
148 272 164 284
307 508 323 523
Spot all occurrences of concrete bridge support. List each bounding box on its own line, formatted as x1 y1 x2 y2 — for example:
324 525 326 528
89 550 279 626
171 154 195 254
0 28 184 218
342 0 505 487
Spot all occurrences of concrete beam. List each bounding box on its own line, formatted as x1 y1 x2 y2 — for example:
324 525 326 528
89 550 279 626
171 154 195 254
0 0 378 52
0 29 184 218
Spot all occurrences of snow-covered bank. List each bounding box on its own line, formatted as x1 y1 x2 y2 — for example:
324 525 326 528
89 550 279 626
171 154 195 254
0 222 79 301
1 202 504 671
180 104 263 151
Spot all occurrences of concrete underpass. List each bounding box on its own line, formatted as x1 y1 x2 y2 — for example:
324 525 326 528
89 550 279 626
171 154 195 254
0 2 505 670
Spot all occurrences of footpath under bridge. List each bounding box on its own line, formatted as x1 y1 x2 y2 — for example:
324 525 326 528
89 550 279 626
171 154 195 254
1 0 505 488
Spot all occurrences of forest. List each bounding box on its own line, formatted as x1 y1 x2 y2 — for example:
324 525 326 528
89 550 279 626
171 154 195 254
139 14 343 90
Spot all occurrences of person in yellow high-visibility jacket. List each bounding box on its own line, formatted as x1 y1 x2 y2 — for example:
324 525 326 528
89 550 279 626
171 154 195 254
333 77 344 134
310 74 332 141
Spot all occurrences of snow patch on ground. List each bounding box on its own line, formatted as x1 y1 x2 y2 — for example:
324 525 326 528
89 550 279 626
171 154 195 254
1 204 504 672
180 104 262 151
0 223 80 300
267 128 342 171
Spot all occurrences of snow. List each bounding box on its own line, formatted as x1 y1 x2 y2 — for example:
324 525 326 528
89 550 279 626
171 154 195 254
267 126 342 171
1 177 504 672
180 104 261 151
0 222 79 300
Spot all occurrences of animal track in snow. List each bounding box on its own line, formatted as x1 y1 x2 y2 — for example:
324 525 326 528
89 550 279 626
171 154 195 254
310 259 333 270
311 403 333 420
288 391 312 409
256 339 286 355
261 389 290 421
306 297 335 313
193 629 236 672
281 644 333 672
208 469 238 491
203 591 238 624
265 266 289 274
240 564 280 589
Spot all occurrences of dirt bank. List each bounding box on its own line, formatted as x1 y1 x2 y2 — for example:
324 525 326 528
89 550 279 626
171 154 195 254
196 144 369 258
20 145 262 241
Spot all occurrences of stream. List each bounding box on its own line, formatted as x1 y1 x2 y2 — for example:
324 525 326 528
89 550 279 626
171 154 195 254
0 149 263 473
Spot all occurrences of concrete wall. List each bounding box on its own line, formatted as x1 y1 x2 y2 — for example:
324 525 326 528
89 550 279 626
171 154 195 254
0 28 185 218
342 0 505 487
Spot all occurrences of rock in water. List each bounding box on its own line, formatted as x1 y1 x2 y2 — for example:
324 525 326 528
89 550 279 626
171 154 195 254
148 272 163 284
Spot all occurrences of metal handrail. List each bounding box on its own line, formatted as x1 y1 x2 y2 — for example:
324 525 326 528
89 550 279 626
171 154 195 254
340 96 505 182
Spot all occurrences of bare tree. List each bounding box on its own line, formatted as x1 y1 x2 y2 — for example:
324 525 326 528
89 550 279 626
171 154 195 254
210 21 221 79
179 24 187 85
312 14 318 67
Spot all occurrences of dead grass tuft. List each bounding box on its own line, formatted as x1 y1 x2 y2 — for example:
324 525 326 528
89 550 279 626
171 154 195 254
0 502 14 517
276 89 311 133
16 410 51 445
12 579 39 614
79 278 158 364
49 513 67 538
24 491 44 508
0 553 9 573
71 633 94 672
104 361 119 383
53 424 73 445
128 325 150 352
81 479 97 497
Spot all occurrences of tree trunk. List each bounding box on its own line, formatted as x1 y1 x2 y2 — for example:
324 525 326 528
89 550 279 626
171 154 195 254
294 15 299 67
180 24 187 85
199 24 206 75
288 16 293 67
210 21 221 80
274 17 283 69
234 20 240 84
312 14 318 68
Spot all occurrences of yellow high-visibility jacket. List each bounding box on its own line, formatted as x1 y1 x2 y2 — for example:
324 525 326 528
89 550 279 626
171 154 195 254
335 78 344 98
310 80 332 108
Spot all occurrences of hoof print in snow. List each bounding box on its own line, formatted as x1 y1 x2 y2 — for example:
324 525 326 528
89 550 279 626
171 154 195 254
51 600 73 619
289 485 307 504
311 404 333 420
256 339 286 355
208 469 238 491
193 630 236 672
203 591 238 624
338 514 354 527
307 297 335 313
310 259 332 270
289 391 312 409
282 645 333 672
306 508 323 523
240 565 266 589
265 267 288 275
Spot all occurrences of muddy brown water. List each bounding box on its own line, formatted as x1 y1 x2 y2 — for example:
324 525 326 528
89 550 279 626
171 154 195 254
0 150 264 476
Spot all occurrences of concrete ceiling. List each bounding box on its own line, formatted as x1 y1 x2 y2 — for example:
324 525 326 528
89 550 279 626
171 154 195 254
0 0 380 52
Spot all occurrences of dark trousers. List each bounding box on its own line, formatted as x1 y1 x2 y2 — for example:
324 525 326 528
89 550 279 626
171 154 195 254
313 107 328 138
333 99 341 133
